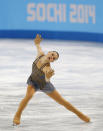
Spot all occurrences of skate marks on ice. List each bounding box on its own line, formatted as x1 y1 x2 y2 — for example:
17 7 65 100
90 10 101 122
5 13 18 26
0 39 103 131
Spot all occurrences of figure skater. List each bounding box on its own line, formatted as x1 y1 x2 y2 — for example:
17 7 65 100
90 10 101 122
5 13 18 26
13 34 90 125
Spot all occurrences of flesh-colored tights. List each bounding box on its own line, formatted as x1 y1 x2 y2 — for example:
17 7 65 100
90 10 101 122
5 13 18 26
13 85 90 125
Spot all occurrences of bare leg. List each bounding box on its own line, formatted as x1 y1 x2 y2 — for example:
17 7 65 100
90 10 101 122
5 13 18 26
46 90 90 122
13 85 35 125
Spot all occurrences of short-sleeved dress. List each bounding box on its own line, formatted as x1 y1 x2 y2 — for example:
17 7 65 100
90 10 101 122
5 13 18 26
27 55 55 93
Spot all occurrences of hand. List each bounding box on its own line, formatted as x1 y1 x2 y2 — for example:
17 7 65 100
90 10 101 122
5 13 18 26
34 34 43 45
45 69 55 79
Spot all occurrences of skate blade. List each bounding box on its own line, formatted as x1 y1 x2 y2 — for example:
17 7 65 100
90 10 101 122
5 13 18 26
12 123 20 126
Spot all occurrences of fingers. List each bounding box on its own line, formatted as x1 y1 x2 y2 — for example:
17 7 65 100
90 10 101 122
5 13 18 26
34 34 43 44
39 35 43 41
36 34 43 40
36 34 39 37
46 69 55 78
47 69 54 74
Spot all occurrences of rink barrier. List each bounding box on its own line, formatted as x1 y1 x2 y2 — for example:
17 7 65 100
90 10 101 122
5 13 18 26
0 30 103 42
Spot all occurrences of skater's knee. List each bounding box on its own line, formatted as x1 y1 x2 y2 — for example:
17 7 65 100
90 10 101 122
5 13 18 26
27 93 33 100
25 93 33 101
58 98 70 108
25 86 35 100
56 96 66 106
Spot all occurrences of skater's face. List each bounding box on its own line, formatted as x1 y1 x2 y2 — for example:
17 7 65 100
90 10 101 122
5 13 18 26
47 51 59 62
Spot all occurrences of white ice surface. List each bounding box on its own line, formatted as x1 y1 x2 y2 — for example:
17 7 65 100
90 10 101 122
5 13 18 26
0 39 103 131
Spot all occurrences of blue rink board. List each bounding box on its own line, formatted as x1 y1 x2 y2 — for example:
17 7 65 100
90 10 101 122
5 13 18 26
0 30 103 43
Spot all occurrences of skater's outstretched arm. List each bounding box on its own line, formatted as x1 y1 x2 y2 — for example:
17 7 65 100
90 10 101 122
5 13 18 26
34 34 45 57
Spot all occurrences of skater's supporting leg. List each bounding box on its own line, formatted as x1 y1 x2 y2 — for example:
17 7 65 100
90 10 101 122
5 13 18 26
46 90 90 122
13 85 35 125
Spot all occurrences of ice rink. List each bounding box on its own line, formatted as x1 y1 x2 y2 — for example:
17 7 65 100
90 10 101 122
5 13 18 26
0 39 103 131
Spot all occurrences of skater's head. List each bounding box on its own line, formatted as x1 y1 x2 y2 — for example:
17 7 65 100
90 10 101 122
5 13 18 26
46 51 59 62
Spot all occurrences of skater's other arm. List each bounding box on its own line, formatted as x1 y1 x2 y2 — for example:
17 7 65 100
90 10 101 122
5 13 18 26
42 64 55 81
34 34 45 57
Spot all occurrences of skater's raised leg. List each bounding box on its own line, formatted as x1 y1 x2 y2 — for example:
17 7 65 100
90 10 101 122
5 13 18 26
46 90 90 122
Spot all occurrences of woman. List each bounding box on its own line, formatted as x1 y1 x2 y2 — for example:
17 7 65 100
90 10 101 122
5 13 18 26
13 34 90 125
